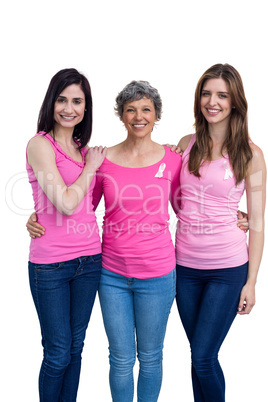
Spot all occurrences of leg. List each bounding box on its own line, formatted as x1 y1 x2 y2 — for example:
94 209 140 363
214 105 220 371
176 264 248 402
176 265 205 401
98 269 136 402
60 254 102 402
134 269 176 402
29 261 73 402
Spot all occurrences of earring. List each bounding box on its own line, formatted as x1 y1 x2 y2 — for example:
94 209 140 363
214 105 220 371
85 108 87 112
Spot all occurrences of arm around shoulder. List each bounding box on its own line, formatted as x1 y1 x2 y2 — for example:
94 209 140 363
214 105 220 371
27 136 105 216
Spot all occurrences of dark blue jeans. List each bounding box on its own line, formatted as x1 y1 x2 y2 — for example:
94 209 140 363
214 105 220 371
28 254 102 402
176 263 248 402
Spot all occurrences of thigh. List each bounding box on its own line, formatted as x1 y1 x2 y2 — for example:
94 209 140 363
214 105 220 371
134 269 176 351
28 261 72 352
176 265 205 343
98 268 136 356
69 254 102 343
191 264 248 358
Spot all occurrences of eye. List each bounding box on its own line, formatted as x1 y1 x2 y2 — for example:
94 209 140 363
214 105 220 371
56 97 66 103
202 91 210 97
126 108 135 113
143 108 151 112
73 100 82 105
219 94 227 99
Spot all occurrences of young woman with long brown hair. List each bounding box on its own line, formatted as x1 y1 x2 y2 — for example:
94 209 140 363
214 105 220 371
174 63 266 401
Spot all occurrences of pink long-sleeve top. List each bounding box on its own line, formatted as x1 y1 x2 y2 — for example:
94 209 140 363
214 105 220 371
26 132 101 264
93 146 182 279
175 134 248 269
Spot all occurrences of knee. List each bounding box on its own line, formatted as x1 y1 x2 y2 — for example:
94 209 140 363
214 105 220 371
191 353 218 377
109 349 136 375
43 344 72 373
138 348 163 371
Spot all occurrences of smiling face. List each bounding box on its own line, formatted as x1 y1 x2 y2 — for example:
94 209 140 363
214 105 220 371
54 84 86 131
200 78 233 129
121 97 157 139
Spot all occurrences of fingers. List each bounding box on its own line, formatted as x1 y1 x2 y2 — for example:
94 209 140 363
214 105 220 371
237 289 255 315
26 215 45 238
89 145 107 153
237 210 249 233
165 144 182 153
237 300 255 315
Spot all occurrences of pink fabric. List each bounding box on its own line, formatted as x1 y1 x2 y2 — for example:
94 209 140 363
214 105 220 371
175 134 248 269
26 132 101 263
93 146 182 279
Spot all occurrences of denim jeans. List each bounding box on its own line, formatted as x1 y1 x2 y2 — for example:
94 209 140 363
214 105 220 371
176 262 248 402
98 268 176 402
28 254 102 402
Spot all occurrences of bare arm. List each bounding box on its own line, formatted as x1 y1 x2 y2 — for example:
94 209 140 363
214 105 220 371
238 144 266 314
27 136 107 216
177 134 192 153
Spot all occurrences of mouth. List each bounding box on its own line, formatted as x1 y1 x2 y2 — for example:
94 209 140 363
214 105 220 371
60 115 76 121
207 108 221 115
132 124 147 128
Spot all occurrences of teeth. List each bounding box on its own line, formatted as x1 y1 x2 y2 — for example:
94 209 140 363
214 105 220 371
133 124 146 127
208 109 220 113
62 116 74 120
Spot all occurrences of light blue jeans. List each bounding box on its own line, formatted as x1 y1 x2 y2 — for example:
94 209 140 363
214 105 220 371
98 268 176 402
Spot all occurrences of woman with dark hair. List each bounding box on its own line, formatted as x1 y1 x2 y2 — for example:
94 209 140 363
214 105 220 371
37 68 93 149
28 79 182 402
26 68 106 401
174 64 266 401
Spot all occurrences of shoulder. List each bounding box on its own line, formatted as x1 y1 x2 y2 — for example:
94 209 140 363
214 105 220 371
105 143 122 161
164 145 182 164
248 143 266 172
245 142 266 189
28 134 50 152
27 134 55 165
178 134 193 152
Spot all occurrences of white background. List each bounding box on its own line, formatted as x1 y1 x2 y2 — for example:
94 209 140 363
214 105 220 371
1 0 267 401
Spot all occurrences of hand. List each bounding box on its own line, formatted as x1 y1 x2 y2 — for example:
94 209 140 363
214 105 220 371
26 213 45 238
237 282 256 315
237 210 249 233
164 144 183 155
85 146 107 173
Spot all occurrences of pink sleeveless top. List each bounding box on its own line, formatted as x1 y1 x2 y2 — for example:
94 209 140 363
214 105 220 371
93 147 182 278
175 134 248 269
26 132 101 263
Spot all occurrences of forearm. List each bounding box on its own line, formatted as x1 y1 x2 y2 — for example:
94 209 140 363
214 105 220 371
58 168 96 215
247 227 265 284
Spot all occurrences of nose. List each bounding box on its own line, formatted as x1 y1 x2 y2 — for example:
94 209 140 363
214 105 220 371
64 101 73 114
208 94 217 106
135 110 143 120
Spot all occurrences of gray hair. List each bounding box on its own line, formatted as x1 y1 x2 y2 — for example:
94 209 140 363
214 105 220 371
115 80 162 120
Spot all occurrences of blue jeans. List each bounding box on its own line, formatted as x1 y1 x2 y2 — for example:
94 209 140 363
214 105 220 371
98 268 176 402
176 263 248 402
28 254 102 402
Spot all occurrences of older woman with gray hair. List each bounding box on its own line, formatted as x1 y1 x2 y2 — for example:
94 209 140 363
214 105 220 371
92 80 182 401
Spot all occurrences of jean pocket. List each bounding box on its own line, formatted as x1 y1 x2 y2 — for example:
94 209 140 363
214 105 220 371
34 262 63 272
91 253 102 263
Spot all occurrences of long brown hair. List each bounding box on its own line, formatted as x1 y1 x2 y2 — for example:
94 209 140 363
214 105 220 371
189 63 252 184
